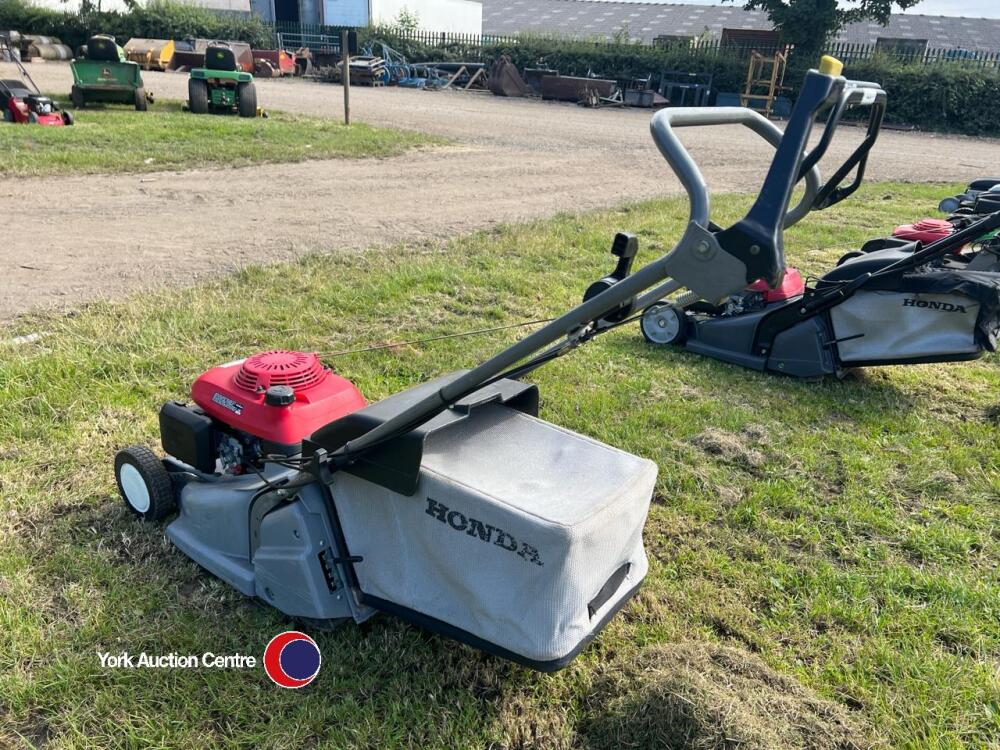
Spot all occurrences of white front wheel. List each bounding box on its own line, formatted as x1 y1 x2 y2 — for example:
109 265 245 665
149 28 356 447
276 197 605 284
115 445 176 521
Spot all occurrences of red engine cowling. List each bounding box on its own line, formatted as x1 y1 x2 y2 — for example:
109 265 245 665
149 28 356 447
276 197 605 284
893 218 953 245
746 267 805 302
192 350 366 445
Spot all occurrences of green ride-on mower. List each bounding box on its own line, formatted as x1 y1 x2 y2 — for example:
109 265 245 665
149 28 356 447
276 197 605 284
187 41 259 118
70 35 151 111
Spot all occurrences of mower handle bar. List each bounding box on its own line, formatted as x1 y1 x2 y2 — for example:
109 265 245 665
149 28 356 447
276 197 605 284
649 78 886 235
802 81 887 210
649 107 822 230
330 67 886 462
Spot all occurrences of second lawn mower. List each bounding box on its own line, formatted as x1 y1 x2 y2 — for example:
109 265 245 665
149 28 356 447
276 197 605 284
847 179 1000 273
70 34 151 111
639 59 1000 377
187 41 258 117
1 36 72 125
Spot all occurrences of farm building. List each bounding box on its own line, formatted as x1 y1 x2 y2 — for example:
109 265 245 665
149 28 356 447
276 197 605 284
481 0 1000 53
254 0 483 32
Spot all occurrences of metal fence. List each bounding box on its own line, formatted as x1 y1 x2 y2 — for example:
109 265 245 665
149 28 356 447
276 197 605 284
268 22 1000 69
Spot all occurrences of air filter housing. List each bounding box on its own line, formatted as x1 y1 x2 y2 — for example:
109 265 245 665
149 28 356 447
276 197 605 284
192 350 366 445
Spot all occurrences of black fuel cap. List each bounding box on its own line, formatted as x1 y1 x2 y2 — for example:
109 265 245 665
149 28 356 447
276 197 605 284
264 385 295 407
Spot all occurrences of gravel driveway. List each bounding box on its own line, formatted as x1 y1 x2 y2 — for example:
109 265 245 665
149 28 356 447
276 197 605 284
4 64 999 322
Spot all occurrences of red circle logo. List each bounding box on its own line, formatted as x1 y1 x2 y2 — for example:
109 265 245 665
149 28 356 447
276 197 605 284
262 631 321 688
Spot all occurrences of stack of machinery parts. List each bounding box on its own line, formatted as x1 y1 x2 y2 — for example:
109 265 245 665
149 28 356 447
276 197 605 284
523 68 557 95
21 34 73 61
540 73 618 104
252 48 296 78
622 74 669 109
169 39 252 73
658 69 713 107
488 56 530 97
334 55 388 86
123 38 175 71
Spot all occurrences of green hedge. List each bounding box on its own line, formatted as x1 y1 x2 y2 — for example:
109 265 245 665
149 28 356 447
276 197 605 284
0 0 272 50
843 56 1000 136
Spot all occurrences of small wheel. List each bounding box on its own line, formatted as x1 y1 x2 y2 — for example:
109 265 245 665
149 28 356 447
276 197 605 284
27 111 38 124
115 445 176 521
71 85 85 109
134 87 148 111
236 81 257 118
641 303 687 346
188 78 208 114
3 108 12 123
61 110 74 126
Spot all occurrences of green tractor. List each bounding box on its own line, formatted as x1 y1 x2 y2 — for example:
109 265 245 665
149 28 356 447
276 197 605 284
188 41 258 118
70 34 150 111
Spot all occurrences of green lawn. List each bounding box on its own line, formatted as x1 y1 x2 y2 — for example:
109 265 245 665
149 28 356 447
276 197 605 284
0 99 438 177
1 182 997 749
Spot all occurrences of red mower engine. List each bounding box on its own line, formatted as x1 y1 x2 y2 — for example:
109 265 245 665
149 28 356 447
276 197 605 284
893 218 953 245
724 267 805 316
160 350 365 474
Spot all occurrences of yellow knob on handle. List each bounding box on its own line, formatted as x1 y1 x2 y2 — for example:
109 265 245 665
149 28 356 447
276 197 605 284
819 55 844 76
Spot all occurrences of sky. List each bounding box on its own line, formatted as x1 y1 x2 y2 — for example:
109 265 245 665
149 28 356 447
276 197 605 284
667 1 1000 19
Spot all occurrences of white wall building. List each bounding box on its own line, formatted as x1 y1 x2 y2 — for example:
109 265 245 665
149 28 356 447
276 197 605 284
27 0 480 35
31 0 251 12
266 0 483 34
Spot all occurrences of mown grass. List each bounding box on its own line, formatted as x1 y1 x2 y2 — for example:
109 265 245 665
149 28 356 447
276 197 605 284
0 98 439 177
0 182 997 749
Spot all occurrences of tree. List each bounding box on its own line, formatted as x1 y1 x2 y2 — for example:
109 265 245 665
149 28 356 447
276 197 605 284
392 7 420 35
727 0 924 59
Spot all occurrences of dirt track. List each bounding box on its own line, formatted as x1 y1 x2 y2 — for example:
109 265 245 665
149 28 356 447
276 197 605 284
5 63 1000 322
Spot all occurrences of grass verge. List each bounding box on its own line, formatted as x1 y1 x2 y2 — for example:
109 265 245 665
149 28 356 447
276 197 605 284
1 182 998 749
0 98 439 177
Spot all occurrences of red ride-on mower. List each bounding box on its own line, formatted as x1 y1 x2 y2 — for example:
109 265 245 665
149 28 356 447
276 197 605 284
0 38 73 125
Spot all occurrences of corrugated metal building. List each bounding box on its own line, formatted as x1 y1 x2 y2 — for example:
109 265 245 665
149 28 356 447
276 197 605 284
482 0 1000 52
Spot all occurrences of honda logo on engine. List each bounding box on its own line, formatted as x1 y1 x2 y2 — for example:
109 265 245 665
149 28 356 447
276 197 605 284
212 392 244 415
902 298 967 313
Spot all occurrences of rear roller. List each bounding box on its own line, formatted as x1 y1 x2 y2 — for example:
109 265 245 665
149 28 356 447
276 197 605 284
640 303 687 346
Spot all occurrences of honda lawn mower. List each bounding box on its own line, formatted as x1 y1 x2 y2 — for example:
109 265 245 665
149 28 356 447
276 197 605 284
639 61 1000 378
187 41 259 118
850 179 1000 273
116 59 909 670
0 37 72 125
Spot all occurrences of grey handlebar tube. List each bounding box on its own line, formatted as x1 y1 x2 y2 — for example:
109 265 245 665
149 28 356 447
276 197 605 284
649 107 822 230
336 103 834 459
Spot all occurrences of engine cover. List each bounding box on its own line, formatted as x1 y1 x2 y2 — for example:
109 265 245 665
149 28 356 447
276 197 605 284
894 218 953 245
192 350 366 445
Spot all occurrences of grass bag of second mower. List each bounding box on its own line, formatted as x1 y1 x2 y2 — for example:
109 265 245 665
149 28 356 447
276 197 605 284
328 403 657 670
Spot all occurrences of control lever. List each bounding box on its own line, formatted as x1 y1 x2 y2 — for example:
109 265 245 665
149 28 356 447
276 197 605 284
583 232 639 324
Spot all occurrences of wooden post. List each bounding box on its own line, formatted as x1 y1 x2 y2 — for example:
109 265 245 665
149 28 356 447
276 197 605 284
341 29 351 126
